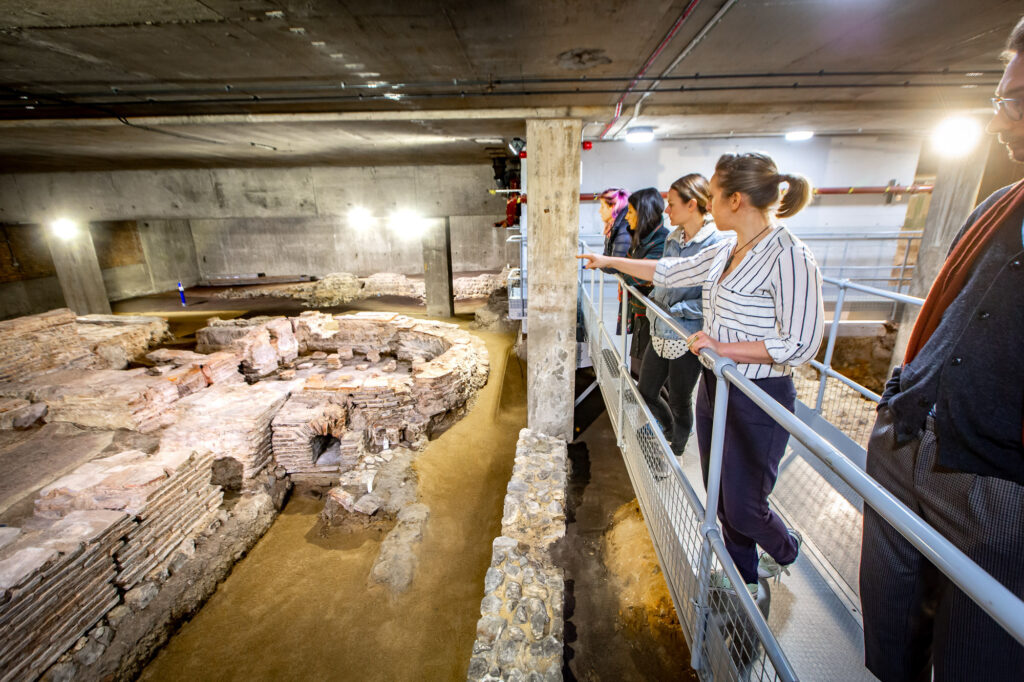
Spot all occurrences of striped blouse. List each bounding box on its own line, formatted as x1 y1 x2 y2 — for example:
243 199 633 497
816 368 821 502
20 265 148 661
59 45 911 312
652 225 824 379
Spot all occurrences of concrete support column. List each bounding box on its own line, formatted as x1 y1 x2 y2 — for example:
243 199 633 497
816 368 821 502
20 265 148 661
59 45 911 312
422 217 454 318
46 222 112 315
890 141 989 368
525 118 581 441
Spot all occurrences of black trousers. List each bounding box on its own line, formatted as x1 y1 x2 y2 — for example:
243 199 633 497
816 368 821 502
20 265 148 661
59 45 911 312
860 406 1024 682
637 340 702 453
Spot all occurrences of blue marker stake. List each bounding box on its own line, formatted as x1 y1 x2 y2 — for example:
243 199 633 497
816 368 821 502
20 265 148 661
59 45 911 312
177 281 187 307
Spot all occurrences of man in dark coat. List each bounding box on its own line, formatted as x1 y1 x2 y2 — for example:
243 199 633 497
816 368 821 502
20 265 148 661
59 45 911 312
859 15 1024 682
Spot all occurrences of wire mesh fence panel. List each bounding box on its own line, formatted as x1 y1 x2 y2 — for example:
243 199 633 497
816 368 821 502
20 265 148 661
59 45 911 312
697 543 782 682
792 372 877 450
580 284 789 682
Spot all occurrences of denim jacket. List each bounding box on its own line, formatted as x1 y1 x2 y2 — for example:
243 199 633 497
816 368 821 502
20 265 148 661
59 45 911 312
650 222 726 340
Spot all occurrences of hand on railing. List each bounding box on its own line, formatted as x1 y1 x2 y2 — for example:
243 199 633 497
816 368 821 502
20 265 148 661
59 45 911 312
684 330 721 357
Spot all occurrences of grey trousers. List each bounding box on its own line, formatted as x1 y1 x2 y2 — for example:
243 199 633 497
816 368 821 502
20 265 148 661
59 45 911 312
860 406 1024 682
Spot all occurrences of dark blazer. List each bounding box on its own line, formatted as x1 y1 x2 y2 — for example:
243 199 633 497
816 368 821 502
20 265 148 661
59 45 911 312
883 183 1024 484
623 225 668 318
601 210 632 275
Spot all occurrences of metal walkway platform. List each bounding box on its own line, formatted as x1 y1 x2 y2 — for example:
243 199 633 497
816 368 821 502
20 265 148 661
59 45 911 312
677 445 873 681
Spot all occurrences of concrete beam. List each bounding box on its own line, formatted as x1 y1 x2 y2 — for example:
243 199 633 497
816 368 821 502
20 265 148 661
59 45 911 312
0 107 611 129
45 222 112 315
890 139 989 367
525 118 582 441
422 217 454 318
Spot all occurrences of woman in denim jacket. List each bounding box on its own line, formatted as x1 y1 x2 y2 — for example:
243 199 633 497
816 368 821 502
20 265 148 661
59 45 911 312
639 174 725 455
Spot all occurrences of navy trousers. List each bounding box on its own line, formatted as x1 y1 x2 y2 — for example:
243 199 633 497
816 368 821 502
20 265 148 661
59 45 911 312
695 367 799 585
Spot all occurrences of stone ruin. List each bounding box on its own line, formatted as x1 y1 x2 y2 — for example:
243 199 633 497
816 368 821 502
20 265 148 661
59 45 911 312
0 308 490 681
211 268 510 307
468 429 569 682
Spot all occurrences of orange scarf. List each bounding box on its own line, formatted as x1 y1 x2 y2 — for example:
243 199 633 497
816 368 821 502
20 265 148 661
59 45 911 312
903 179 1024 364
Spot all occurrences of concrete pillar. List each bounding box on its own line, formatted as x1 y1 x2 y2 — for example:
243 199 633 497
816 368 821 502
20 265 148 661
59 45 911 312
525 118 582 441
422 217 454 318
46 222 112 315
890 140 989 368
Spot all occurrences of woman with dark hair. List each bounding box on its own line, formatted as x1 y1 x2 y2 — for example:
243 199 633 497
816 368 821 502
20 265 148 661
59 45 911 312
621 187 668 370
578 153 824 597
638 174 725 456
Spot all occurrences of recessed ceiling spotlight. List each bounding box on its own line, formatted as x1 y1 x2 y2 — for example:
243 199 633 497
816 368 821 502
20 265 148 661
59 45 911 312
624 126 655 143
311 41 325 47
289 27 306 34
931 116 982 157
784 130 814 142
330 53 345 59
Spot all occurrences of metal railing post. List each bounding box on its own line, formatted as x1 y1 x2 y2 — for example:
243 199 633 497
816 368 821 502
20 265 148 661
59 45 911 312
815 280 848 413
598 269 605 336
691 362 732 673
617 286 628 446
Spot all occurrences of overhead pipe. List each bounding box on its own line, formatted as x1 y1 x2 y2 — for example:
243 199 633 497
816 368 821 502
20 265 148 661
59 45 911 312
596 0 703 140
2 79 996 115
611 0 741 139
7 68 1002 101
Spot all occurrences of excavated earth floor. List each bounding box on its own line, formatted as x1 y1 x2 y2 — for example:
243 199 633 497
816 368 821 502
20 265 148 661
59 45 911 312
0 286 692 680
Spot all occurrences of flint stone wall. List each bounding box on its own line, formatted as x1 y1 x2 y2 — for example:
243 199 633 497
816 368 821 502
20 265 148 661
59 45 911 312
468 429 569 682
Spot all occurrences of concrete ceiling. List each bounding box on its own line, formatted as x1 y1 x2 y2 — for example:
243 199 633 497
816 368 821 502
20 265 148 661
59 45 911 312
0 0 1021 171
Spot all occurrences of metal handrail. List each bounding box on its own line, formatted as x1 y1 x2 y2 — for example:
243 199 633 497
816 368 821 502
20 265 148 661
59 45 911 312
592 266 1024 653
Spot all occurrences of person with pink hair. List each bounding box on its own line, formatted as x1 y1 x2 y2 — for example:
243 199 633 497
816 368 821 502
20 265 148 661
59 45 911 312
599 188 632 266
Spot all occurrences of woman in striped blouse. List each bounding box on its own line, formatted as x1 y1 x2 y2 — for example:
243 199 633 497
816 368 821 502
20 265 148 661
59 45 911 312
578 152 824 597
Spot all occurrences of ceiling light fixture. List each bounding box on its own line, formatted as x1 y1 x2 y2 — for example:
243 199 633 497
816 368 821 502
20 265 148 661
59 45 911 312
784 130 815 142
624 126 655 143
50 218 78 240
389 210 425 238
931 116 983 157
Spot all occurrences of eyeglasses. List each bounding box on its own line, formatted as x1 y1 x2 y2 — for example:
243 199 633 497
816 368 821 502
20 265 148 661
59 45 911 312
992 96 1023 122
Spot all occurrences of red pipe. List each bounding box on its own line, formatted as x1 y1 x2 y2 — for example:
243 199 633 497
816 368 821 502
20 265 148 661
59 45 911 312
518 185 934 203
813 184 933 195
596 0 703 139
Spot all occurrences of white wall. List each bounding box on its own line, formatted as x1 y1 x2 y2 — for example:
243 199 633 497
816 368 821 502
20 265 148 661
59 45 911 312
578 135 922 237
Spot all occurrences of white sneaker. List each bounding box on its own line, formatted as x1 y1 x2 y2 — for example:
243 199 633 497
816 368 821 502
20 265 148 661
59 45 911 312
758 528 803 582
709 570 759 597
